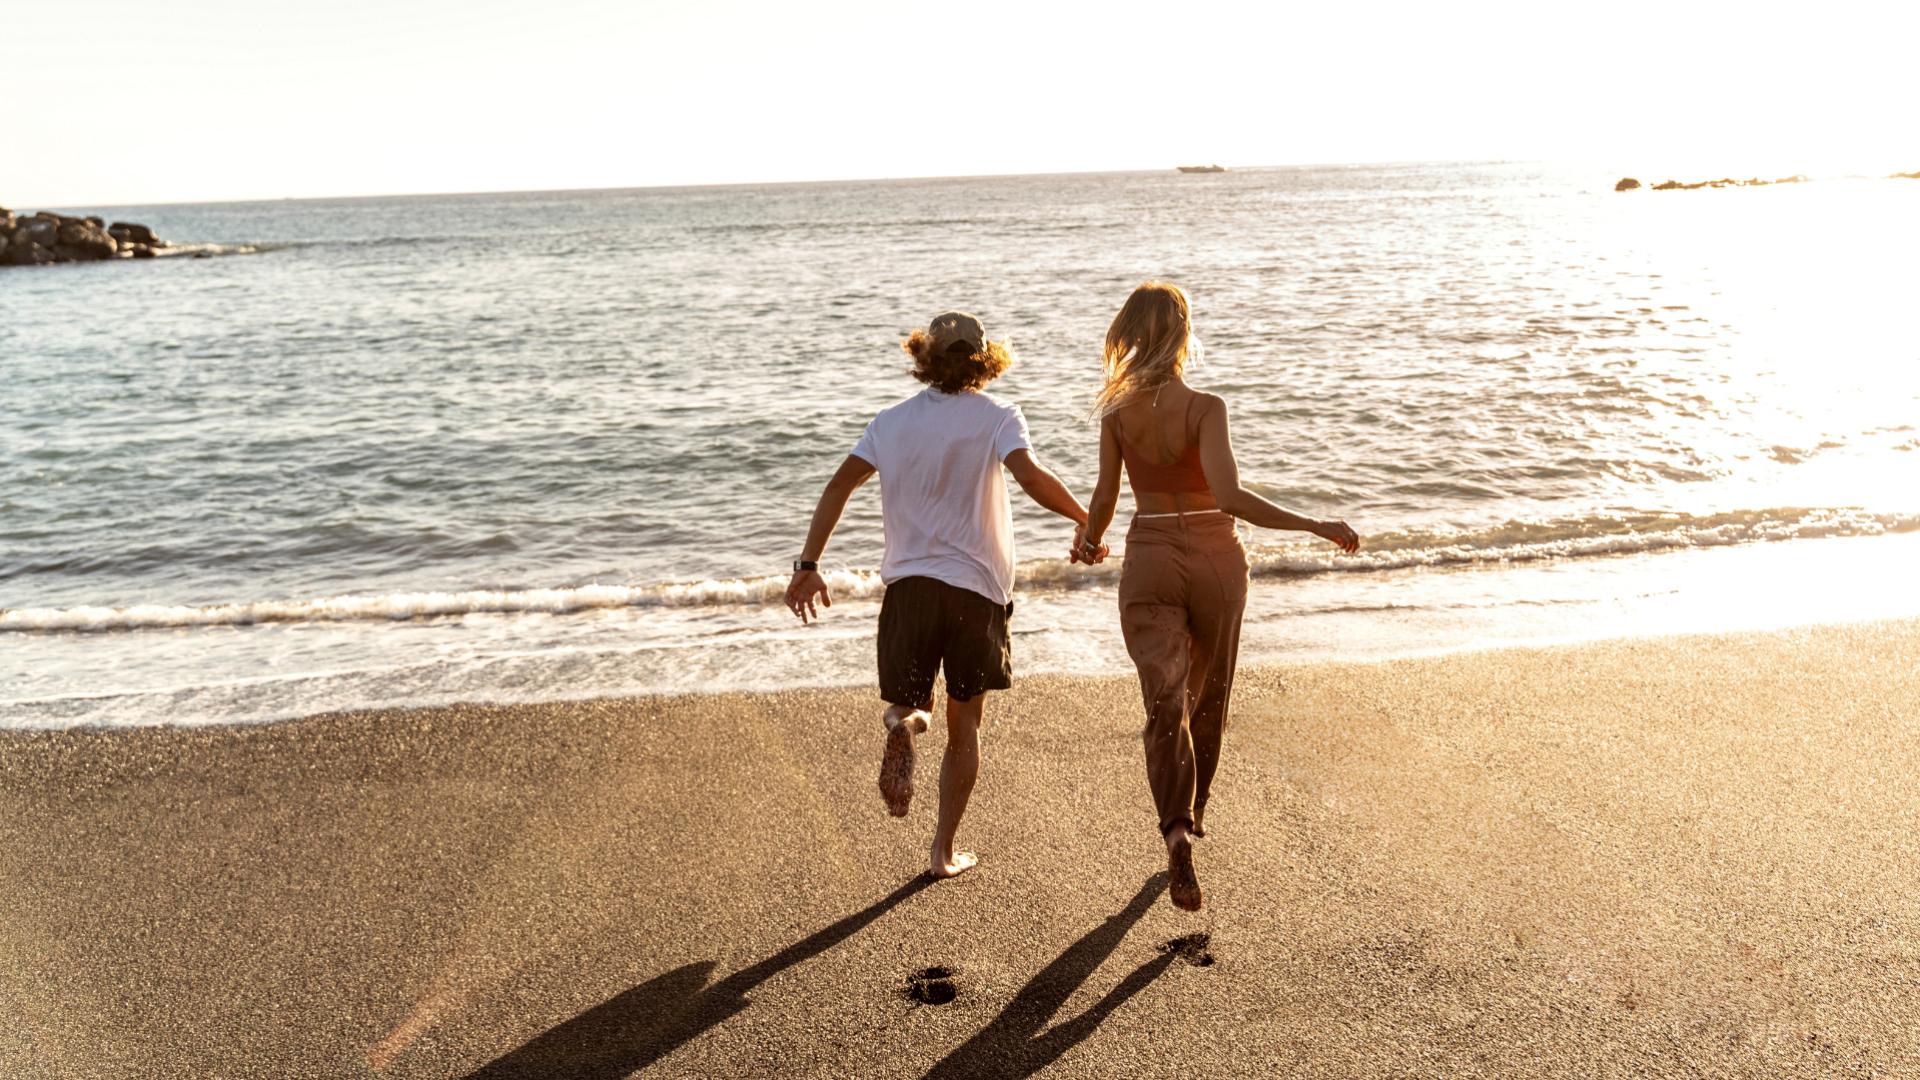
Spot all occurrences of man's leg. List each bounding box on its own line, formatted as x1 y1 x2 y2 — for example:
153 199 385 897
880 703 931 817
930 691 984 878
877 579 939 817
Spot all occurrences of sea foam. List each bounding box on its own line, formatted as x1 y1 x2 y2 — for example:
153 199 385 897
5 507 1911 634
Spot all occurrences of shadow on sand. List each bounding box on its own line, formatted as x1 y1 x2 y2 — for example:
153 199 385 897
463 874 934 1079
463 872 1173 1079
920 872 1175 1079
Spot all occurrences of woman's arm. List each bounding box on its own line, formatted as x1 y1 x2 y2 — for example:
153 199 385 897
1075 415 1125 560
1196 396 1359 552
785 454 878 622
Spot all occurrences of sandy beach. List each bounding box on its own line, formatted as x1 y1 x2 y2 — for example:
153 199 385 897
4 618 1917 1078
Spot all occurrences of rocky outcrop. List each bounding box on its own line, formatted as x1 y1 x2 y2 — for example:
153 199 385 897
1647 175 1809 191
0 206 167 266
1623 170 1918 192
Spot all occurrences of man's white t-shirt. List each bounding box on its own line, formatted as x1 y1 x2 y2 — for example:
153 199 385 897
850 388 1032 606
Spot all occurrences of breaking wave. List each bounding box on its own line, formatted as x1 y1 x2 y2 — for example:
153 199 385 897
5 506 1915 634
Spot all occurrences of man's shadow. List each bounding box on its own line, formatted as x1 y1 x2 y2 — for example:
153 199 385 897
921 872 1175 1079
462 875 934 1079
461 872 1174 1079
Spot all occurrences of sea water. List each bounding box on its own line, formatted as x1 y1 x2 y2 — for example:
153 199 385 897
4 163 1917 726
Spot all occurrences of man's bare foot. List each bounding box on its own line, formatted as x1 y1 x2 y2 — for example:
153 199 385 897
1191 807 1206 839
1167 828 1202 911
879 707 929 817
929 848 978 879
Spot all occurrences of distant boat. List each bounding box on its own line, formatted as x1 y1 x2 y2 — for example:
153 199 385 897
1176 164 1226 174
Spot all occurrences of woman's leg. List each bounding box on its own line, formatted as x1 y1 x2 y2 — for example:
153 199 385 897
1186 529 1250 836
930 692 984 878
1120 546 1196 840
1120 530 1204 910
1183 639 1219 837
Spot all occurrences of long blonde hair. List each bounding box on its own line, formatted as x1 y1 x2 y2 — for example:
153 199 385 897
1090 282 1191 418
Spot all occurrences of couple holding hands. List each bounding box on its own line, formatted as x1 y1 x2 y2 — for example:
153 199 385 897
785 283 1359 911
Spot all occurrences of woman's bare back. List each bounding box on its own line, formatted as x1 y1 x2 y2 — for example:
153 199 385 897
1109 381 1221 514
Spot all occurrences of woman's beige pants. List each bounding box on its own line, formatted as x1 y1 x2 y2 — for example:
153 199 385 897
1118 512 1250 837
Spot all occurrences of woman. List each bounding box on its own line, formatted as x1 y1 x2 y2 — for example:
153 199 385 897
1076 283 1360 911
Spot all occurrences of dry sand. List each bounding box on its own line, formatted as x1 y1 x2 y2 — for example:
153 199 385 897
3 619 1918 1078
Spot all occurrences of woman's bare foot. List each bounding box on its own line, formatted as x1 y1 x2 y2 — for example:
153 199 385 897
878 707 930 817
1190 807 1206 839
1166 826 1202 911
929 846 978 879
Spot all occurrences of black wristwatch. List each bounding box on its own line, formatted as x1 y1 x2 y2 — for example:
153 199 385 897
794 560 818 572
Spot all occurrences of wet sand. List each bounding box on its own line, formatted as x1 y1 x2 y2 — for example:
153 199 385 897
3 619 1918 1078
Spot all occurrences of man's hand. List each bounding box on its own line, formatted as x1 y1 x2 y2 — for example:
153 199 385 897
1069 524 1110 565
786 569 831 623
1315 519 1361 554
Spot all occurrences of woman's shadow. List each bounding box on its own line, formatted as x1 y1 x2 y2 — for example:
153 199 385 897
921 871 1176 1079
460 872 1175 1079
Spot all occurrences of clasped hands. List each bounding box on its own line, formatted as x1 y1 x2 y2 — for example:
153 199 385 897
1068 524 1109 565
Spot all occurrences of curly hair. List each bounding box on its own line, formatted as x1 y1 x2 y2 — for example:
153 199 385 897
902 331 1014 394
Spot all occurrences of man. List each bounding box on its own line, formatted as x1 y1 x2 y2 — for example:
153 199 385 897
785 311 1093 878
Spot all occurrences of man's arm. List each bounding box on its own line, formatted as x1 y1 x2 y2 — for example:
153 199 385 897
785 455 877 623
1003 449 1088 527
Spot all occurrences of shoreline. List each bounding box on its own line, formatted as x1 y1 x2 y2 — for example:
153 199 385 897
5 618 1919 1076
12 525 1920 730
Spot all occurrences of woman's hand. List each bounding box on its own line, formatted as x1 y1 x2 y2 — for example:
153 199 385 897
1069 524 1110 564
1315 519 1361 554
786 569 831 623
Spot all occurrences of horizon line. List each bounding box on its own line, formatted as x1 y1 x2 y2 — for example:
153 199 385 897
32 156 1534 212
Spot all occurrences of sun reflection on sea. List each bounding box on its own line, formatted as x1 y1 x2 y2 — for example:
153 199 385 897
1596 177 1920 518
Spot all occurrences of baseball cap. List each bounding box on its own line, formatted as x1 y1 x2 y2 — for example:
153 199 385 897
926 311 986 354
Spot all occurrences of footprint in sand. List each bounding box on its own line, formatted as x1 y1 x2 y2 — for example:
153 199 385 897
1158 933 1216 967
904 965 959 1005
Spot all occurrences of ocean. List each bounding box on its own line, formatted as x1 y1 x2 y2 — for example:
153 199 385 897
4 162 1917 727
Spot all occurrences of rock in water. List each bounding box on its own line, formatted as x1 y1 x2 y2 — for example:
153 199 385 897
56 219 119 260
1614 177 1641 191
109 222 156 245
1 208 164 266
15 217 58 247
5 239 53 266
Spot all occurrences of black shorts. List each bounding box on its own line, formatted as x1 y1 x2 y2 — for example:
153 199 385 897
877 576 1014 707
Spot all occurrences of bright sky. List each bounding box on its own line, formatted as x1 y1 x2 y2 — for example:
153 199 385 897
2 0 1909 207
